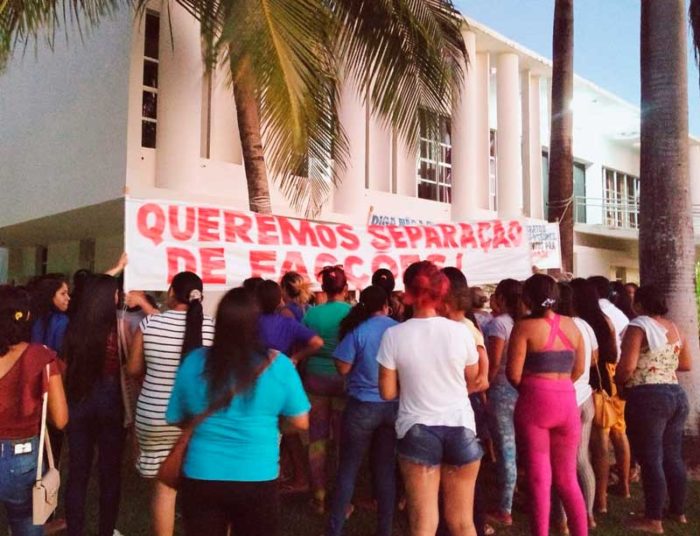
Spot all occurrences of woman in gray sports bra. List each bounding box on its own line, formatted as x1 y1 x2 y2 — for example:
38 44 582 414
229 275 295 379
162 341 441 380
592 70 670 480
506 274 587 536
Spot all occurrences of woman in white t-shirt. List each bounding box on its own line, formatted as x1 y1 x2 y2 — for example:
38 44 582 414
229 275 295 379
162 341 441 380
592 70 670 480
553 282 598 530
378 261 482 536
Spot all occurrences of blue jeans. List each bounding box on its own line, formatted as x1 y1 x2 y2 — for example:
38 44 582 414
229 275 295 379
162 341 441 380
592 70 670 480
326 398 398 536
625 384 689 520
66 377 126 536
487 380 518 514
0 436 43 536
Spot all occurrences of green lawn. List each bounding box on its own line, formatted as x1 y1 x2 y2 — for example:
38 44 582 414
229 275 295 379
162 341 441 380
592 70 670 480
58 459 700 535
3 448 699 535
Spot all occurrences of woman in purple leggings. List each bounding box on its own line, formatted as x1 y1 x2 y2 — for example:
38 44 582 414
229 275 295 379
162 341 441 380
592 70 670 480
506 274 588 536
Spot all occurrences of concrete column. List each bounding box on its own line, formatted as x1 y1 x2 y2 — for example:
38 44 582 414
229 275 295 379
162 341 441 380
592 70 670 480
155 4 202 190
451 31 478 221
496 53 523 218
521 71 544 219
475 53 491 211
393 131 417 197
368 112 392 192
689 144 700 232
333 76 367 216
210 65 242 164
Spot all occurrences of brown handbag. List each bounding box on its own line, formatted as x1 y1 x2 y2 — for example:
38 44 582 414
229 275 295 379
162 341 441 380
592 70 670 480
157 353 276 489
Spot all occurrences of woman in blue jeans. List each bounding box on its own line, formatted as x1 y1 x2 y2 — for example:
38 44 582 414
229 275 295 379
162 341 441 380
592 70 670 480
485 279 522 527
326 285 398 536
616 285 691 534
0 285 68 536
63 275 126 536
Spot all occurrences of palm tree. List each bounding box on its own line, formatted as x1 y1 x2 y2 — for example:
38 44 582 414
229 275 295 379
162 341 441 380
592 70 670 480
547 0 574 273
642 0 700 433
2 1 466 216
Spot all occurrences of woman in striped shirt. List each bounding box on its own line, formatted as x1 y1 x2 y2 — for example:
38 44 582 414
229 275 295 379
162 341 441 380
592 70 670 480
128 272 215 536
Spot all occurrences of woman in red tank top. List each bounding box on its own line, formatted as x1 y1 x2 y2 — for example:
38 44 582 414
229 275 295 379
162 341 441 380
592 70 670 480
0 285 68 536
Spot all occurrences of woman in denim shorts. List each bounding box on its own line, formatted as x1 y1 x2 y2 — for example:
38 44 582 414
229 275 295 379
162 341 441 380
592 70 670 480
377 261 483 535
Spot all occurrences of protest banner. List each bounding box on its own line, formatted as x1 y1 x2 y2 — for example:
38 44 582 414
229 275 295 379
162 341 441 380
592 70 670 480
124 197 534 291
370 210 562 271
527 221 563 270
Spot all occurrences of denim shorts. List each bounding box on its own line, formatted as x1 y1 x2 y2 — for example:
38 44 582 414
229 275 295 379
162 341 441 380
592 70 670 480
398 424 483 467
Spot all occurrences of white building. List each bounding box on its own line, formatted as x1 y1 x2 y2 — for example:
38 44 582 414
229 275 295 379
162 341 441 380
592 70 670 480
1 5 699 284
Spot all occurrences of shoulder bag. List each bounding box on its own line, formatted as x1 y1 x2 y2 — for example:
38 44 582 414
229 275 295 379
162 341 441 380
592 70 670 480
33 364 60 525
592 361 617 429
157 352 277 489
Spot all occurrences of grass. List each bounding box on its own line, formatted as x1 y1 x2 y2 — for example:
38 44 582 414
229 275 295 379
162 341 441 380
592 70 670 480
8 451 697 536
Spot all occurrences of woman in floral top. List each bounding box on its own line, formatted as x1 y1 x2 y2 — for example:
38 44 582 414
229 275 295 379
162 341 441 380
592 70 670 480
615 285 691 535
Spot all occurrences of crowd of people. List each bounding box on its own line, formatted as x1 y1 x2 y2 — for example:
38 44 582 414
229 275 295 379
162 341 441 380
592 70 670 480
0 255 693 536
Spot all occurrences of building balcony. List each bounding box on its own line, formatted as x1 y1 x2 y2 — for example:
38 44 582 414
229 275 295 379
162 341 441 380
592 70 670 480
573 196 700 240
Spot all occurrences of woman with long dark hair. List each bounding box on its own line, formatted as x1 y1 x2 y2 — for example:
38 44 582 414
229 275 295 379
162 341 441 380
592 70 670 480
507 274 587 536
166 287 310 535
485 278 523 527
302 265 352 513
128 271 215 536
570 278 630 512
378 261 482 536
30 275 70 353
63 275 125 536
615 285 691 534
553 283 598 530
609 280 637 320
326 285 398 536
0 285 68 536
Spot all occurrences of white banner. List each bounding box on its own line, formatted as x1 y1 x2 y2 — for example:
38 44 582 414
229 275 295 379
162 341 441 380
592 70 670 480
528 221 563 270
369 210 562 272
124 197 534 291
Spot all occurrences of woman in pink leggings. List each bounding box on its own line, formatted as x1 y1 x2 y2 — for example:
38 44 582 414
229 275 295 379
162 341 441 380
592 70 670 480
506 274 588 536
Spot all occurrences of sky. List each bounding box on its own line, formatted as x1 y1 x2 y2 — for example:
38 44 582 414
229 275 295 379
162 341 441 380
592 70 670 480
454 0 700 137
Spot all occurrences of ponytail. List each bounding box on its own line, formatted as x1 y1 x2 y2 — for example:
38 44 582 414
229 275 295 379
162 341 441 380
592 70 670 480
170 271 205 359
339 286 387 340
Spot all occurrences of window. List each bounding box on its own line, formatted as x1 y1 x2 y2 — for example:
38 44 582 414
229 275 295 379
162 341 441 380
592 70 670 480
541 152 586 223
417 114 452 203
603 168 639 229
141 11 160 148
489 129 498 211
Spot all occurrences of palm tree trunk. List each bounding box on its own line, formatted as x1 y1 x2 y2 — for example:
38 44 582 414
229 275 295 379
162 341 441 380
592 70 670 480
232 60 272 214
548 0 574 273
640 0 700 434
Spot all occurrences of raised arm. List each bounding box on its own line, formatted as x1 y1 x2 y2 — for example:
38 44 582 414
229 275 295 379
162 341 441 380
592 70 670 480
105 252 128 277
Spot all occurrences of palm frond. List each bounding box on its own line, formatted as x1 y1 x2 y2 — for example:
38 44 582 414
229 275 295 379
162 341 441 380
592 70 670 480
0 0 124 70
329 0 467 146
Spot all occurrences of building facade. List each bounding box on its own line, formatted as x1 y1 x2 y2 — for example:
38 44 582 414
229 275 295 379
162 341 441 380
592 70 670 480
2 5 699 285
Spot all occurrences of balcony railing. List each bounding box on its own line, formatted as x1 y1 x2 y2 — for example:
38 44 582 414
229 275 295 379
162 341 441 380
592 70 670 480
573 196 700 234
